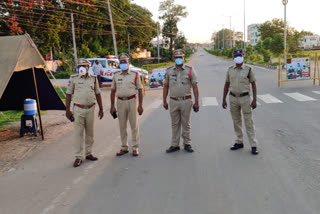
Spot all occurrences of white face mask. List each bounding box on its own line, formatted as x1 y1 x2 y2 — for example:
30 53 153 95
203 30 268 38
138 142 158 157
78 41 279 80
120 63 128 71
234 56 244 64
78 66 87 76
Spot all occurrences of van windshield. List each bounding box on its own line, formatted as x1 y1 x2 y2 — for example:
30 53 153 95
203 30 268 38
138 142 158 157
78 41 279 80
89 59 106 68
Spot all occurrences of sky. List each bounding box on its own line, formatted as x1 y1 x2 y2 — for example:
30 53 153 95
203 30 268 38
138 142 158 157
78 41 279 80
132 0 320 43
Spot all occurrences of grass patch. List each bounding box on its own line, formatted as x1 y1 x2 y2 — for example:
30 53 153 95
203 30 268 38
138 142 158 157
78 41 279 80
54 86 67 103
0 110 46 127
49 72 76 79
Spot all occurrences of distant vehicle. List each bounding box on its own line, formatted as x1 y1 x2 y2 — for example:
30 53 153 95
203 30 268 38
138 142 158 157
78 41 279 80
87 58 120 83
200 53 204 56
86 58 149 84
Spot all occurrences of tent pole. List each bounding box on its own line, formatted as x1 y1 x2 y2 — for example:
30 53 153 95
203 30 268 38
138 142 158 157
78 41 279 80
32 67 44 140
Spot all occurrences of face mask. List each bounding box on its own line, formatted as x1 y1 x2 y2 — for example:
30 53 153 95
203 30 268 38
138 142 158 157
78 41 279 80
234 56 244 64
175 58 183 65
78 66 87 76
120 63 128 71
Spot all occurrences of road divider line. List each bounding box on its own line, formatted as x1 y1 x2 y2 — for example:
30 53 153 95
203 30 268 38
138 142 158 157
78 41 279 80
312 91 320 95
284 92 316 101
258 94 283 104
202 97 218 106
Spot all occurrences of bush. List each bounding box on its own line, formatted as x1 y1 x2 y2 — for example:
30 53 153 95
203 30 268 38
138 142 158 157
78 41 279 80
53 72 76 79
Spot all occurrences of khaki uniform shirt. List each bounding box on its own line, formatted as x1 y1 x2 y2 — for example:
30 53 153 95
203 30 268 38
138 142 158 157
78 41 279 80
226 65 256 94
66 74 101 105
163 65 198 97
111 70 142 97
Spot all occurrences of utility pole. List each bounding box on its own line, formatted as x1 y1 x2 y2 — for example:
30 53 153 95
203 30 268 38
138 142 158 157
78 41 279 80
217 32 220 49
223 26 225 49
107 0 118 58
283 0 288 69
127 33 130 55
157 23 160 63
71 13 77 64
228 16 233 48
243 0 246 49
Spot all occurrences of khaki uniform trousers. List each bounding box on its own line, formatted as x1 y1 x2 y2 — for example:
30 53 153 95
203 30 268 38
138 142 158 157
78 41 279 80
73 105 95 159
117 98 139 151
229 95 257 147
169 99 193 147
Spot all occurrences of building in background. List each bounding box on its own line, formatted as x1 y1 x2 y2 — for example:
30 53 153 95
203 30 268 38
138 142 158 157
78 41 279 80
247 24 261 46
151 39 170 49
299 35 320 50
131 48 152 59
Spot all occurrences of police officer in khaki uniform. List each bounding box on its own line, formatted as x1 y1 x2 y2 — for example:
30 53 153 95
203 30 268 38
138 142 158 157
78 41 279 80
66 58 104 167
163 49 199 153
110 53 143 157
222 49 259 155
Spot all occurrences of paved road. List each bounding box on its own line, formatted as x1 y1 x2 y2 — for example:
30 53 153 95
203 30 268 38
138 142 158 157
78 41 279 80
1 49 320 214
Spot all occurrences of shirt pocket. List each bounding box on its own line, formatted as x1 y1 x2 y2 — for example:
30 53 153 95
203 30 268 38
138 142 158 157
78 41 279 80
240 72 249 84
181 75 190 85
169 76 177 85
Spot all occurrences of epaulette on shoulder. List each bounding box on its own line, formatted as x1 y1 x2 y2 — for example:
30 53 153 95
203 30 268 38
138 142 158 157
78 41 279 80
228 65 235 69
114 70 121 74
91 74 97 78
244 65 251 70
70 74 79 78
166 65 174 71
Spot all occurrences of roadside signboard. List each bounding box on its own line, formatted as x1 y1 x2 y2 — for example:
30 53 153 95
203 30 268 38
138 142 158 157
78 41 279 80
287 57 310 80
149 68 166 89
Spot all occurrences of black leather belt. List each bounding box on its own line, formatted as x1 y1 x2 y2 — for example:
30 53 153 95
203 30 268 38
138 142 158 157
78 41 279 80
230 92 249 97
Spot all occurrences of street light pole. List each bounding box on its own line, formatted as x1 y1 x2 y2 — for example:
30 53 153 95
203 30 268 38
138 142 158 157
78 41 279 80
283 0 288 68
157 23 160 63
229 16 233 48
243 0 246 49
222 25 225 49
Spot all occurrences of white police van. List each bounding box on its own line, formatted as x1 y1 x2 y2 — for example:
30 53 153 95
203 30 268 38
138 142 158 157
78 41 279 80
86 57 149 84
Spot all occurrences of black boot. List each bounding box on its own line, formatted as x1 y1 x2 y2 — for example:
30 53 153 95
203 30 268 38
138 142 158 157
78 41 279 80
251 147 259 155
166 146 180 153
184 144 194 153
230 143 244 150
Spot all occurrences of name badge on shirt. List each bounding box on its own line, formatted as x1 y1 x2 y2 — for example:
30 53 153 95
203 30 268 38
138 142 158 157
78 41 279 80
118 79 123 81
78 82 84 84
171 75 177 77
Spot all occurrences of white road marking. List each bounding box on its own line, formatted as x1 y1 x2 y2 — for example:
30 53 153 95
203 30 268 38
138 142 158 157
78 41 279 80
251 96 261 105
202 97 218 106
284 92 316 101
258 94 283 104
312 91 320 95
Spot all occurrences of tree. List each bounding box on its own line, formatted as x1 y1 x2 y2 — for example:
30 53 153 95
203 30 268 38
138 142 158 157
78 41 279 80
127 4 157 52
258 18 284 40
0 0 158 61
159 0 188 57
213 29 234 49
270 34 284 55
174 33 187 49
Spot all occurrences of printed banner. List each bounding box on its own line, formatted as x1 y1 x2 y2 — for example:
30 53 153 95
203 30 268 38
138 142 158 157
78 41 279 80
287 58 310 80
149 68 166 89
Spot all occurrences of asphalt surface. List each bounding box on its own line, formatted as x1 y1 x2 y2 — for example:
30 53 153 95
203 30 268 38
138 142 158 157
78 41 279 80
1 49 320 214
